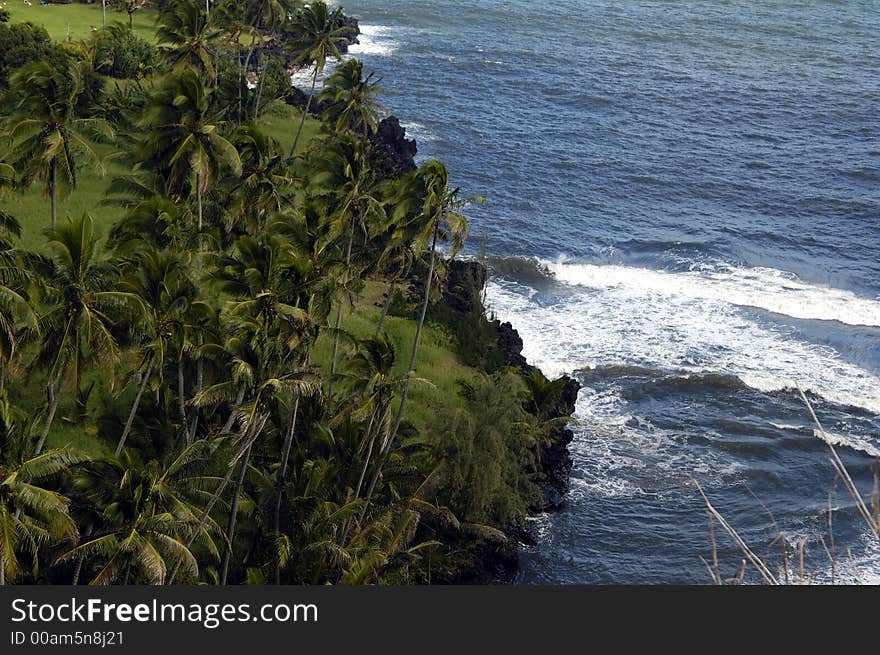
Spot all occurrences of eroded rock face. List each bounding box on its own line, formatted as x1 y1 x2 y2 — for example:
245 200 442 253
369 116 418 178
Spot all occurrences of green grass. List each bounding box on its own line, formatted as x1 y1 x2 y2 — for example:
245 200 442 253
1 101 323 250
2 3 460 459
315 280 477 437
4 2 159 42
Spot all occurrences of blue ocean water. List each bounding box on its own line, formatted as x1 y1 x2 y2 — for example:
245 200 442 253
333 1 880 583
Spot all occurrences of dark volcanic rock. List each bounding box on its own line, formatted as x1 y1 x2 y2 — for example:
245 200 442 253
441 258 487 315
369 116 418 178
536 376 579 511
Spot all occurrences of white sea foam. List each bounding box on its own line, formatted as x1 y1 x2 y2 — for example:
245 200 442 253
813 429 880 458
348 25 398 57
565 386 745 500
289 64 334 90
486 263 880 415
543 259 880 328
489 258 880 582
288 24 397 92
400 121 437 142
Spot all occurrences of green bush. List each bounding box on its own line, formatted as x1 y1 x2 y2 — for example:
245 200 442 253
432 371 540 527
0 21 55 86
93 24 156 79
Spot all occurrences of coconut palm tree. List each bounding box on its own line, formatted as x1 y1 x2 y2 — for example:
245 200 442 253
156 0 223 85
113 247 208 455
286 1 351 158
227 124 291 233
0 211 38 397
59 443 217 584
360 161 478 521
31 214 143 455
319 58 384 138
138 68 242 256
0 401 87 585
203 235 320 583
306 137 385 392
2 61 114 228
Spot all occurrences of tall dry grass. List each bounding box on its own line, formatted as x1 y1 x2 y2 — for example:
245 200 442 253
695 387 880 585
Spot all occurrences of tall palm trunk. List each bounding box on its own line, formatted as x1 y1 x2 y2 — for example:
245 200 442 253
328 228 354 398
35 317 74 455
102 0 106 27
273 392 299 584
168 415 262 584
252 57 267 120
71 556 83 585
220 443 252 585
34 380 60 456
359 224 438 521
190 177 205 446
289 67 318 159
50 158 57 229
115 355 154 456
241 32 259 125
187 344 203 445
196 176 204 254
177 351 187 428
375 279 396 337
222 386 246 433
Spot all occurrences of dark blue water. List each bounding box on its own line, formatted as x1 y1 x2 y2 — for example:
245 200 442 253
336 1 880 583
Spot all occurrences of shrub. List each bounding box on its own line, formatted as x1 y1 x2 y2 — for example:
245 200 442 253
0 21 55 87
432 371 541 527
93 24 157 79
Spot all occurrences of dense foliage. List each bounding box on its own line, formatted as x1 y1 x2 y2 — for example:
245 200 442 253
0 0 564 586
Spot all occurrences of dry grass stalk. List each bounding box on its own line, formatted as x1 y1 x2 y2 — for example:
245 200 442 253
692 478 779 585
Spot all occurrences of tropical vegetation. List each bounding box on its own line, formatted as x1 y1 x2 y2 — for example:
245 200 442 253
0 0 572 585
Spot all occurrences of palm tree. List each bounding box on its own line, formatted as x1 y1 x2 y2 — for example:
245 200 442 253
286 1 351 158
319 58 384 138
360 161 478 520
228 124 291 233
2 61 114 228
113 247 207 455
156 0 224 85
0 212 38 397
203 235 320 583
31 214 143 455
59 443 217 584
307 137 384 392
333 336 410 514
0 401 87 585
138 69 242 255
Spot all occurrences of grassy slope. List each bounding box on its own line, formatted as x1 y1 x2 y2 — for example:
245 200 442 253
4 3 158 41
1 7 330 453
2 100 322 251
3 6 475 457
316 281 477 437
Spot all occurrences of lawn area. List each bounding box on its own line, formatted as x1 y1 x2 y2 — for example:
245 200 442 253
4 2 159 42
314 280 477 438
1 2 464 461
35 279 476 456
0 101 324 250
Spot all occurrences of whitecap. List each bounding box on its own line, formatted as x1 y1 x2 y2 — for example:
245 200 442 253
348 24 398 57
485 265 880 415
543 259 880 328
400 121 437 142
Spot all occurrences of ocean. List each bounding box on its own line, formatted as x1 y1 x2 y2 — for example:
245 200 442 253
330 0 880 583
